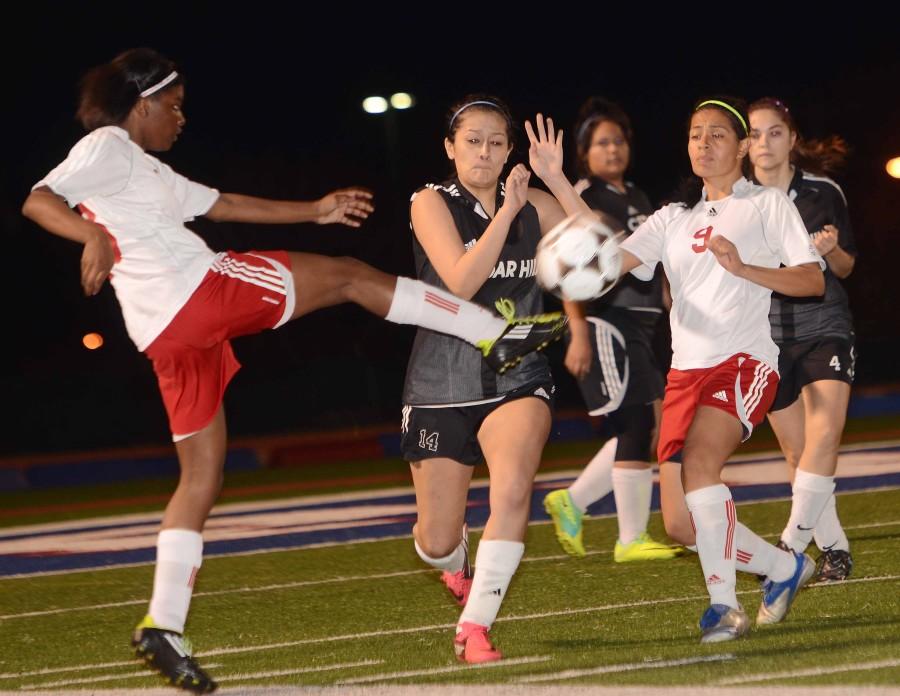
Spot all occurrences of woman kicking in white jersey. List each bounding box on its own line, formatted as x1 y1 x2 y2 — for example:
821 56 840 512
22 50 564 693
614 97 825 642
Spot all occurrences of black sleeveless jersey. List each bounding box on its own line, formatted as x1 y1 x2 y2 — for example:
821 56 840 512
769 169 856 342
577 178 663 314
402 177 552 405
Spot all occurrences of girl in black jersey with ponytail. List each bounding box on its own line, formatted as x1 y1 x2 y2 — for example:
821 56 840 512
748 98 857 581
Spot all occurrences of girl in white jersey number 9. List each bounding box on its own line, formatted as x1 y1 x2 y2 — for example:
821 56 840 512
22 49 565 692
616 96 825 643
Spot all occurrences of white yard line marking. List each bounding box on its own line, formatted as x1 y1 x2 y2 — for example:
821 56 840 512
216 659 383 683
716 657 900 685
0 660 135 679
517 654 735 683
337 656 550 684
0 547 619 621
18 663 223 690
3 571 900 681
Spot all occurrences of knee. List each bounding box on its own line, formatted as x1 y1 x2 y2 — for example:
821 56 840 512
490 478 533 516
335 256 374 302
414 521 462 559
178 465 224 501
782 448 801 469
664 515 696 546
807 421 843 452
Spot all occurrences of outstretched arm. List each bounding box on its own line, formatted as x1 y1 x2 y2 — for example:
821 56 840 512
709 236 824 296
524 114 593 218
22 187 114 296
206 187 374 227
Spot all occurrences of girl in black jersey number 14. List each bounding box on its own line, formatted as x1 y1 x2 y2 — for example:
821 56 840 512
22 51 565 693
401 98 594 663
749 97 857 582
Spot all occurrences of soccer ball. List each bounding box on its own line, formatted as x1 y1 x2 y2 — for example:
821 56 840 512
535 213 622 301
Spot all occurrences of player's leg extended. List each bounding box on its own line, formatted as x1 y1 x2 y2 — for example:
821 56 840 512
285 252 566 371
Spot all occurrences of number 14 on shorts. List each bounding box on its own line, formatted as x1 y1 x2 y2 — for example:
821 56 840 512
419 429 440 452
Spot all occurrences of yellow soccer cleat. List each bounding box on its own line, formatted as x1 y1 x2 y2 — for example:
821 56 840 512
542 489 586 558
614 532 685 563
478 299 568 374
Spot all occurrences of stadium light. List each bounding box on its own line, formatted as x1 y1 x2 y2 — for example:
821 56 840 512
362 96 389 114
363 94 415 115
887 157 900 179
390 92 415 110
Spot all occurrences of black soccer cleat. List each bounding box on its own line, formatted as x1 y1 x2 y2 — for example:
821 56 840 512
477 298 568 374
132 617 217 693
813 548 853 582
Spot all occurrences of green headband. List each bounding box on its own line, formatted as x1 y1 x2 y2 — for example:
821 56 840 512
695 99 748 136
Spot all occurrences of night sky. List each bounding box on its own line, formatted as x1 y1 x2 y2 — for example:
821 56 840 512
2 9 898 455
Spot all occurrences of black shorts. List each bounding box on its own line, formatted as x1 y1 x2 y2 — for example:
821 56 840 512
771 336 855 411
400 381 555 465
572 308 666 415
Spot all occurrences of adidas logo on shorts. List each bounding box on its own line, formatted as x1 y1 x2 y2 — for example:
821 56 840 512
712 390 728 403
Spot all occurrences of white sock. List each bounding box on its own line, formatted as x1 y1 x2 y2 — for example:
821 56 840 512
458 540 524 629
611 467 652 545
384 277 506 346
685 484 738 609
148 529 203 633
569 438 617 512
781 470 835 553
813 494 849 552
415 538 467 573
734 522 794 582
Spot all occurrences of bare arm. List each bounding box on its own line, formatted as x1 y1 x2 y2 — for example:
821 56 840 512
411 166 531 300
206 187 374 227
708 236 824 296
22 187 114 296
524 114 593 219
563 299 593 379
560 249 648 379
813 225 855 279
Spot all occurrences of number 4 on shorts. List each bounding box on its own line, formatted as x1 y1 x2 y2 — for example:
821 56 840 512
829 355 841 371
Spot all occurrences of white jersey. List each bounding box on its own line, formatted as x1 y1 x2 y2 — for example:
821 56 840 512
35 126 220 350
621 178 824 371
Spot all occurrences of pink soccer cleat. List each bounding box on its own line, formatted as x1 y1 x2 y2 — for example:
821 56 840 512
454 622 502 664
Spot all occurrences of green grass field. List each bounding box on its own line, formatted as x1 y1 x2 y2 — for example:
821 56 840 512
1 485 898 692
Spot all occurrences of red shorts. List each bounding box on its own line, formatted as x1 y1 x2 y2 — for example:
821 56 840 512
657 353 778 463
145 251 294 440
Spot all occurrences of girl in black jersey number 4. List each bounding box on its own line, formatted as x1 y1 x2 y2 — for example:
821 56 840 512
749 97 857 581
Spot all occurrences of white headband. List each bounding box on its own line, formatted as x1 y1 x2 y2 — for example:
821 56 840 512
140 71 178 98
449 100 501 128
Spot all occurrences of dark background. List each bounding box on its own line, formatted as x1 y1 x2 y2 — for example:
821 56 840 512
2 9 898 455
